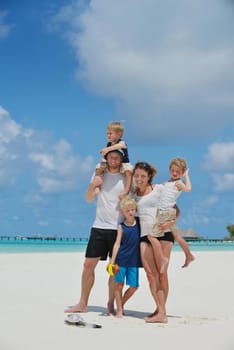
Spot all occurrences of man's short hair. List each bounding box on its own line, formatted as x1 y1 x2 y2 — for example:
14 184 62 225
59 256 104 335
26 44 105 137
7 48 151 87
104 149 124 159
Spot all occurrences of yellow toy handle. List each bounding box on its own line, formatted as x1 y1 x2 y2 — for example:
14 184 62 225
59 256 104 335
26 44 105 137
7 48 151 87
107 263 119 276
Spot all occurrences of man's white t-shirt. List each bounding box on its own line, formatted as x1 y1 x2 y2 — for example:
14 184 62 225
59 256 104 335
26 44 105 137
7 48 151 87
92 171 126 230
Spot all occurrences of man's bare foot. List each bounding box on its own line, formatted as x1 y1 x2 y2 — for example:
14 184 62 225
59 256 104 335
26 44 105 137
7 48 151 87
64 304 87 313
160 256 169 273
182 254 195 268
144 313 168 323
107 301 115 315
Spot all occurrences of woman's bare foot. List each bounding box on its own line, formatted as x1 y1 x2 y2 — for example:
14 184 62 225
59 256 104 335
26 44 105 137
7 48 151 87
115 311 124 318
64 303 87 313
182 254 195 268
144 309 158 319
144 313 168 323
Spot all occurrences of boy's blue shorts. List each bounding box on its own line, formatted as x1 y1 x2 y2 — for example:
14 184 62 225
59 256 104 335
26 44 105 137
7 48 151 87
114 266 139 287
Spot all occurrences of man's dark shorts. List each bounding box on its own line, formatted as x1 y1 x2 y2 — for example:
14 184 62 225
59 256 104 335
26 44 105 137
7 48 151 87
85 227 117 261
140 231 175 244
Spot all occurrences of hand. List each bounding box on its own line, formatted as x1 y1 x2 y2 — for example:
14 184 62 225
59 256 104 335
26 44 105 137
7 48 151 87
118 192 127 200
100 162 107 171
106 263 119 276
158 220 174 231
92 175 104 187
100 147 109 156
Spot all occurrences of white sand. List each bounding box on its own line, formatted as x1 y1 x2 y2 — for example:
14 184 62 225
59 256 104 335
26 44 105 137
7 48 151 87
1 251 234 350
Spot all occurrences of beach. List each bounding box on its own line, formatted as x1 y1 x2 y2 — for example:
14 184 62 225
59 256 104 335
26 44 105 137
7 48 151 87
1 251 234 350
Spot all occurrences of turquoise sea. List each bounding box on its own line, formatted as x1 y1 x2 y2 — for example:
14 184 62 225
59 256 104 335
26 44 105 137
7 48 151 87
1 238 234 254
0 238 88 254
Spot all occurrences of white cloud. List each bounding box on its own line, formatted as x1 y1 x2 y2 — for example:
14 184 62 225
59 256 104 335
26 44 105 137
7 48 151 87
202 142 234 192
0 106 21 143
0 11 13 39
37 177 74 194
38 221 49 227
203 142 234 172
29 153 55 171
51 0 234 142
0 106 95 193
201 195 219 206
29 139 94 193
212 173 234 192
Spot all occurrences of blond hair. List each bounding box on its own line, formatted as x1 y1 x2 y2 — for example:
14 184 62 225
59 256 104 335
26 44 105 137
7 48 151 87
119 196 137 211
169 157 188 173
107 121 124 136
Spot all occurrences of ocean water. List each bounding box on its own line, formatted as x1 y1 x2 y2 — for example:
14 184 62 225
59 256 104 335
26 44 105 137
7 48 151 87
0 238 234 254
0 238 88 254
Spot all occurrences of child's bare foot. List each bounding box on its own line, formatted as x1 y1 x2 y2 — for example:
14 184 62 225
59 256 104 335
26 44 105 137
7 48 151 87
144 313 168 323
64 303 87 313
160 256 169 273
182 254 195 268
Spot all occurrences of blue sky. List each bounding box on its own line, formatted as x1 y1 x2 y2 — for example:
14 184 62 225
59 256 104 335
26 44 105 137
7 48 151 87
0 0 234 239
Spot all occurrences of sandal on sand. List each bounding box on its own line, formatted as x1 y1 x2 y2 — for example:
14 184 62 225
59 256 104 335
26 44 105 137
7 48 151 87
65 314 102 329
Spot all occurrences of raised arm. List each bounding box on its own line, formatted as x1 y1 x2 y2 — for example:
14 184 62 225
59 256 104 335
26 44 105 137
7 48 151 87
175 169 192 192
182 169 192 192
85 175 103 202
100 140 126 157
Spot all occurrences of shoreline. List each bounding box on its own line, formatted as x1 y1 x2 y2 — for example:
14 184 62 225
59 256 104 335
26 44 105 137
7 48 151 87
1 239 234 254
1 251 234 350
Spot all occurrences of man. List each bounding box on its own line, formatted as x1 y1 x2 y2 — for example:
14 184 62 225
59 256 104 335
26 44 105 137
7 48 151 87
65 149 126 315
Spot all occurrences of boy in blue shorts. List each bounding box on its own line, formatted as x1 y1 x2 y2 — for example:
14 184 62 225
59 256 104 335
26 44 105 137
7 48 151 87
109 196 141 318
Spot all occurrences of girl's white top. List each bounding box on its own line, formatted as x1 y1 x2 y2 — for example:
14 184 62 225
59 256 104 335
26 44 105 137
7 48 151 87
158 181 181 210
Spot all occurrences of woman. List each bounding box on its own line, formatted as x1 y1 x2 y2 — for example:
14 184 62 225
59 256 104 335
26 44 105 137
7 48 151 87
132 161 177 323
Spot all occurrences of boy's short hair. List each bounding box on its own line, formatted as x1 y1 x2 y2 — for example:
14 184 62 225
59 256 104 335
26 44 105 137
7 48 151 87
169 157 188 173
107 121 124 136
119 196 137 211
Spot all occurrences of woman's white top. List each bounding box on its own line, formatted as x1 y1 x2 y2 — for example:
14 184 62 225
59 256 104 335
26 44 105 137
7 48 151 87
133 184 163 237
